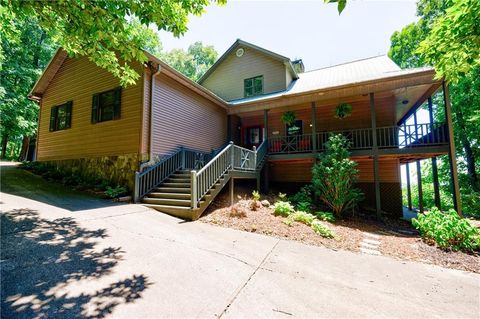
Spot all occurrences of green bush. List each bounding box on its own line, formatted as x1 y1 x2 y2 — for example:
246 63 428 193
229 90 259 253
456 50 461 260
296 201 311 212
311 134 363 217
314 211 336 222
278 192 288 201
104 185 127 199
273 201 294 217
412 207 480 252
289 211 316 226
290 185 313 206
250 190 261 211
311 220 335 238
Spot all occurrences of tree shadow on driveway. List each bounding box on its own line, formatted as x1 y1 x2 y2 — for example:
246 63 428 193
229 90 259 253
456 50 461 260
1 208 151 319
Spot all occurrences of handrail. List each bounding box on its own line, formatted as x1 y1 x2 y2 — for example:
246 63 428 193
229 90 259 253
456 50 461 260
256 140 268 168
134 148 183 202
192 142 233 208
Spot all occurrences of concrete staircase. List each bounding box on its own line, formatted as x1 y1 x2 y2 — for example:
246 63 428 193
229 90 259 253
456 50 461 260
141 170 232 220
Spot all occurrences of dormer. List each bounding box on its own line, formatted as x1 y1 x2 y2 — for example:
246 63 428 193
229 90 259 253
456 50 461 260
198 39 299 102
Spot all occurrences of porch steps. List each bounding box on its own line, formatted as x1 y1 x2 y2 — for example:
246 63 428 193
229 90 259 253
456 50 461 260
141 170 232 220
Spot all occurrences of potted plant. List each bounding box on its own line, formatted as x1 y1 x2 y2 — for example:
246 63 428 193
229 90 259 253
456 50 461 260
281 111 297 126
334 103 353 119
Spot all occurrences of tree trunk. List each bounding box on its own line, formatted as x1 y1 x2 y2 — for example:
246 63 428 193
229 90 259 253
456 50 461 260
19 135 30 161
454 108 480 192
1 134 8 159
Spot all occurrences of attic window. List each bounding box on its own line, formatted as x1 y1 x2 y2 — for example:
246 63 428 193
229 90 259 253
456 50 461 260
244 75 263 98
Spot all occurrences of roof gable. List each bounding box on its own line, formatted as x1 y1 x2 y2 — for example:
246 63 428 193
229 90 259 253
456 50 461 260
198 39 298 84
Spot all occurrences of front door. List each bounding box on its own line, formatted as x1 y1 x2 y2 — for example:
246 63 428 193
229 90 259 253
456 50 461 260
243 126 263 149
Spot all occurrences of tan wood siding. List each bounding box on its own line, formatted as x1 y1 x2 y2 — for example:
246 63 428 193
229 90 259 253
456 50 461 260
269 157 400 184
140 69 152 158
37 56 144 161
151 74 227 156
261 96 396 138
202 48 288 101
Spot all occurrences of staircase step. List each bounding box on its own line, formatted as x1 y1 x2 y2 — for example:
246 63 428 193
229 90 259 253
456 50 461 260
148 192 191 199
142 198 192 206
155 187 191 193
162 182 191 188
167 177 191 182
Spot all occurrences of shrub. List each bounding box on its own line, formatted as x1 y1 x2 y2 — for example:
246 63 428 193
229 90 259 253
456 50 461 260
412 207 480 252
296 201 311 212
104 185 127 199
250 190 261 211
229 204 248 218
314 211 336 222
290 185 313 207
289 211 316 226
278 192 288 201
311 220 335 238
273 201 294 217
311 134 363 217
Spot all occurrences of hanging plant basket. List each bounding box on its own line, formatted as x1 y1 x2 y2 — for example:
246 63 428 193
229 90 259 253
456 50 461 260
334 103 353 119
281 111 297 126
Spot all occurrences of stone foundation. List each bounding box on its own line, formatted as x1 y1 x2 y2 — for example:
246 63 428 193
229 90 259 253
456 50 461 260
39 153 140 192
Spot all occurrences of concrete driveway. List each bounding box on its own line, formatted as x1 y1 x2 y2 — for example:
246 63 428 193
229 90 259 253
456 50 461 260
1 163 479 318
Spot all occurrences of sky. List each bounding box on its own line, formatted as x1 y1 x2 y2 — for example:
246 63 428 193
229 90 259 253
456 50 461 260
158 0 419 71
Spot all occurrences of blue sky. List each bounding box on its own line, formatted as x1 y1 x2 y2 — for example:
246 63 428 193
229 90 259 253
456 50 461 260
158 0 419 71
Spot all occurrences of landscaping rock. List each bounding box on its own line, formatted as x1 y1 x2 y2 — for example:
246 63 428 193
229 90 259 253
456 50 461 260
261 200 270 207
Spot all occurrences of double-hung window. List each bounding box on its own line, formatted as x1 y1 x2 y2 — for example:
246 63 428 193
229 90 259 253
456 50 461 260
91 87 122 123
49 101 72 131
244 76 263 97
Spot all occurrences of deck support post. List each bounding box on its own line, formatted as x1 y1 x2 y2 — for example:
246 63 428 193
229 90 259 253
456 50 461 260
427 97 441 209
191 170 197 209
416 160 424 213
442 82 462 215
311 102 317 152
229 177 234 206
405 163 412 211
263 109 269 142
370 93 382 218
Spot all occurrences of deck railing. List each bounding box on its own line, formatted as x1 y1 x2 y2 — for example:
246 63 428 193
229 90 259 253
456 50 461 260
233 144 257 171
134 147 213 202
255 140 268 168
268 123 448 154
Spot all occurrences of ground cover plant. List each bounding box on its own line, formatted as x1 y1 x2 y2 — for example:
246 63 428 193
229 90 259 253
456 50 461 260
20 161 128 199
412 207 480 252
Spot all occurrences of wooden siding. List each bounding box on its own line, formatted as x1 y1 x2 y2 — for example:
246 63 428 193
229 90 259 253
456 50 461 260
237 95 395 145
37 56 144 161
151 73 227 156
269 157 400 183
141 69 152 158
202 48 288 101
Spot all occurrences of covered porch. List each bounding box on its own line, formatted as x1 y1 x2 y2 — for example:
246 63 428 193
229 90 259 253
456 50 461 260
227 71 462 216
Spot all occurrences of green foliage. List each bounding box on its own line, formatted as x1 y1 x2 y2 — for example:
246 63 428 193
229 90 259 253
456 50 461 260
2 0 224 86
250 190 261 211
252 190 261 201
314 211 336 222
281 111 297 126
287 211 316 226
0 17 55 158
311 220 335 238
334 103 353 119
324 0 347 14
104 185 127 199
278 192 288 201
418 0 480 82
312 134 363 217
289 185 313 211
412 207 480 252
273 201 294 217
160 41 218 81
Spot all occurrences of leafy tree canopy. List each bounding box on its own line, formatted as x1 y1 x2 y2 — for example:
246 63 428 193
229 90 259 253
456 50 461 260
2 0 224 86
160 42 218 81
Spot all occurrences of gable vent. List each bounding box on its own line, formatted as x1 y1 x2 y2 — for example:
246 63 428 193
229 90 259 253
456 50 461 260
236 48 245 57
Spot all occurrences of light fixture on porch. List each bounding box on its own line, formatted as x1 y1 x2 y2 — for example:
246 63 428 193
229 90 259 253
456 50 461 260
402 99 409 105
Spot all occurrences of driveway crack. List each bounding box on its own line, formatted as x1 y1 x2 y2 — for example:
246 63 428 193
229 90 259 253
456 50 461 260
218 239 280 318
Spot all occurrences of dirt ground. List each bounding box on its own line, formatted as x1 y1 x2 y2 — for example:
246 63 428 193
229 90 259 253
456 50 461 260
200 183 480 274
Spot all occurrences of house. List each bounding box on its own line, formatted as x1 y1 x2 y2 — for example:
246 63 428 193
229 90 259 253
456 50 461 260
29 39 461 220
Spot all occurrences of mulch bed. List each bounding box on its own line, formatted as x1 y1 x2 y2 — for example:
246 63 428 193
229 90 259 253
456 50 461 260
200 188 480 274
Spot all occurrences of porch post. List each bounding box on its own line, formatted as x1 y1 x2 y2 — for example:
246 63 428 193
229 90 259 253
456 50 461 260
311 102 317 152
370 93 382 218
427 97 441 209
229 177 234 206
227 115 232 142
263 109 269 142
416 160 424 213
442 81 462 215
405 163 412 211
